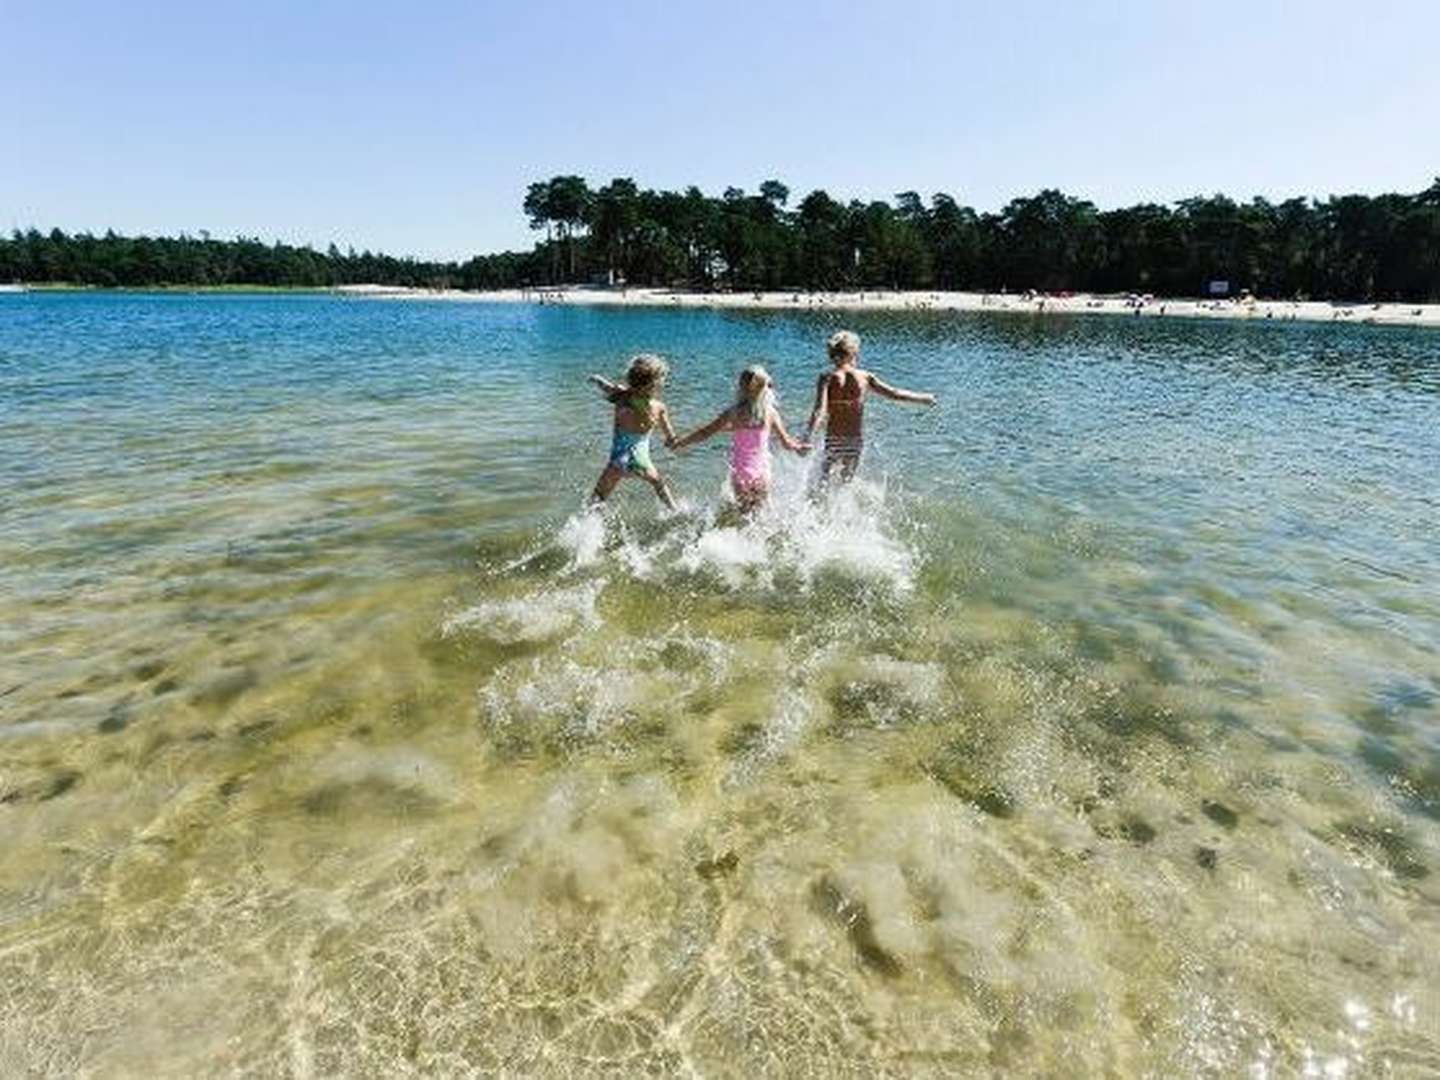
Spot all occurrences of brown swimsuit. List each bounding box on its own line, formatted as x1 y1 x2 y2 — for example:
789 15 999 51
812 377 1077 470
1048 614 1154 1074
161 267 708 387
823 370 866 465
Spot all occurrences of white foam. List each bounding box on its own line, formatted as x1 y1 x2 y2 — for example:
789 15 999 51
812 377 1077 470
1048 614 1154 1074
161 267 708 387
556 508 608 569
677 525 772 588
662 474 918 594
479 655 637 739
476 629 736 746
783 481 917 591
852 656 945 703
723 682 815 787
442 582 601 644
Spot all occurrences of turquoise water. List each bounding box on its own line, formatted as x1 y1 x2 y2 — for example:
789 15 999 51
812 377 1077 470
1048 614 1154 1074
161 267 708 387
2 292 1438 1075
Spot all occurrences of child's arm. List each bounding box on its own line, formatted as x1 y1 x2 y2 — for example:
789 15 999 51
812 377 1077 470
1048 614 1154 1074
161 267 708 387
805 374 829 438
769 406 811 454
658 403 679 448
588 373 623 401
868 372 936 405
670 408 732 451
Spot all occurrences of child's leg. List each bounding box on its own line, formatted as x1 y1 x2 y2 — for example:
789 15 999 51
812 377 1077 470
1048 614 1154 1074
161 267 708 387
818 447 847 487
591 464 625 503
737 485 767 515
822 438 862 485
809 454 837 501
817 454 836 486
640 468 677 510
731 472 766 512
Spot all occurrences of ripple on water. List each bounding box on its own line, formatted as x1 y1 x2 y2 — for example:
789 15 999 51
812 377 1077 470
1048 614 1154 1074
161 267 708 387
3 297 1439 1075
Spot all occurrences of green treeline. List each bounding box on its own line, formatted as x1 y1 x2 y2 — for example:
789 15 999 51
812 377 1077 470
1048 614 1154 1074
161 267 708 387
523 176 1440 300
6 176 1440 299
0 229 531 291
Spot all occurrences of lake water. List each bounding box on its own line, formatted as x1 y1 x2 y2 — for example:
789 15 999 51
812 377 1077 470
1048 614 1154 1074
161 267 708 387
2 292 1438 1075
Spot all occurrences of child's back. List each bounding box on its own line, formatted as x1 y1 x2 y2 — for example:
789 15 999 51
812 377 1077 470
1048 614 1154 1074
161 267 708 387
806 330 935 485
818 366 869 439
671 364 808 512
607 384 662 434
587 354 678 509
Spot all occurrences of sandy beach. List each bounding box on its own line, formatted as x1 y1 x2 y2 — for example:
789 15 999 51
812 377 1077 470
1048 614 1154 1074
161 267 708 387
355 284 1440 328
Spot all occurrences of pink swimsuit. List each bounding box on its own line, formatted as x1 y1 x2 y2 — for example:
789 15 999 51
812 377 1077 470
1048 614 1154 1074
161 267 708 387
729 424 771 490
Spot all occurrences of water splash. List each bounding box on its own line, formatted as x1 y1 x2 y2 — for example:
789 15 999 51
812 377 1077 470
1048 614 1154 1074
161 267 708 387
442 581 602 644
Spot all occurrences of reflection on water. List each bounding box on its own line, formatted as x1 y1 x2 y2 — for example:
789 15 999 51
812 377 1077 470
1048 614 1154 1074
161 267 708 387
1 294 1438 1075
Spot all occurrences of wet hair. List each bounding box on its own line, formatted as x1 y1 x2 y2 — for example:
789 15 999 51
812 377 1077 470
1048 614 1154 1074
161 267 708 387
625 353 668 391
736 365 774 426
827 330 860 360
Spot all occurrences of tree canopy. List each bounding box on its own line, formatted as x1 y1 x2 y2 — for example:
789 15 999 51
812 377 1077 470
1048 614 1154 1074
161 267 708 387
5 176 1439 301
0 228 539 292
511 175 1440 301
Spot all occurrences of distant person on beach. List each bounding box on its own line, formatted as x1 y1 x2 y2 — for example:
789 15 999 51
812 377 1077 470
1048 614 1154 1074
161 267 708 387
806 330 935 485
671 365 810 513
588 354 679 509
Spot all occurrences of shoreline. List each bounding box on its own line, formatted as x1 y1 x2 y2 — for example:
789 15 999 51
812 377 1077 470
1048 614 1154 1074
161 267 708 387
374 285 1440 329
8 284 1439 327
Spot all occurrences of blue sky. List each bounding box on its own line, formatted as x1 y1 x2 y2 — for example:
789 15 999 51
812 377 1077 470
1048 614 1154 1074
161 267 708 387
5 0 1438 260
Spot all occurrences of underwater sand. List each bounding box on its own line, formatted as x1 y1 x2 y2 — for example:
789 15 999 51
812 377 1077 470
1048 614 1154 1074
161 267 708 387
2 294 1438 1075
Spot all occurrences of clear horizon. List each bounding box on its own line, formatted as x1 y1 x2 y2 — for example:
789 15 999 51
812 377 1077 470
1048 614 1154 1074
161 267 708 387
6 0 1438 261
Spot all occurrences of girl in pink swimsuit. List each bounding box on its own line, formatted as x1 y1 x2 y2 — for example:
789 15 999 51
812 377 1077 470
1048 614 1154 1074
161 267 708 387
671 365 810 512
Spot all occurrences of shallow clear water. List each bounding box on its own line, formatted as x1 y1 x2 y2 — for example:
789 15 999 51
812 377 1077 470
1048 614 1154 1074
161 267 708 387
2 293 1438 1075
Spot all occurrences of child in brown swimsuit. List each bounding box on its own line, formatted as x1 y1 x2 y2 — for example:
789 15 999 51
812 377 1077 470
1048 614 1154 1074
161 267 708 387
805 330 935 485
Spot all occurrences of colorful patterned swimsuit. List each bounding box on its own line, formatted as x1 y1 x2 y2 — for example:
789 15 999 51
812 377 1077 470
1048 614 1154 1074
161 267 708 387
608 393 655 474
609 428 655 474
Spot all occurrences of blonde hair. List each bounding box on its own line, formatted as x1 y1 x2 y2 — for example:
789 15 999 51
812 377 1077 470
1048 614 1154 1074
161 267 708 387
827 330 860 360
625 353 668 391
736 364 774 426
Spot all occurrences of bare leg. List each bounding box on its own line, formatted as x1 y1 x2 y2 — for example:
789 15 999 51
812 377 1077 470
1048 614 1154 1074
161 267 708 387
591 464 624 503
818 446 861 489
641 469 678 511
733 480 767 516
809 455 835 501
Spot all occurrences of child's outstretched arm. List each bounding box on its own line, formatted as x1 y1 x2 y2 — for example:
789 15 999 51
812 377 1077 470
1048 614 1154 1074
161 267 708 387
588 373 623 400
805 374 829 438
671 409 732 451
868 373 936 405
770 407 811 455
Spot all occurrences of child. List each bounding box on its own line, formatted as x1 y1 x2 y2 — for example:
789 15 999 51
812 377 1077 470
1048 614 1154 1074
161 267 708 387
805 330 934 485
671 365 809 512
588 353 679 509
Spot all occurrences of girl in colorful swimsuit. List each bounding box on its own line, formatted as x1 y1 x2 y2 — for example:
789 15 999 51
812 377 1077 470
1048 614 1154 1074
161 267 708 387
671 365 809 513
805 330 935 486
588 354 679 509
